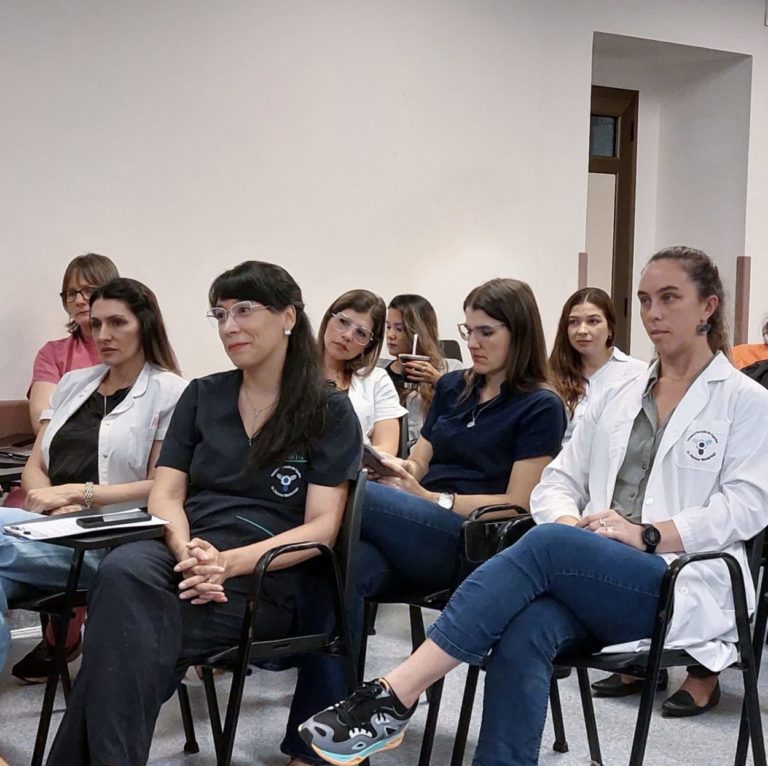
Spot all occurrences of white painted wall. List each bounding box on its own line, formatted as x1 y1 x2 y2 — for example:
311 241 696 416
1 1 767 398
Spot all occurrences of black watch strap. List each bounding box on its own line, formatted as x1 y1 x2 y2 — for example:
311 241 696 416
641 523 661 554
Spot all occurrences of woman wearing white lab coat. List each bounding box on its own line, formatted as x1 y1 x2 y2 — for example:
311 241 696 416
549 287 647 445
298 246 768 766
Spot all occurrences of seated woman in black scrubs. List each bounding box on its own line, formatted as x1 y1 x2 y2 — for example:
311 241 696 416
47 261 363 766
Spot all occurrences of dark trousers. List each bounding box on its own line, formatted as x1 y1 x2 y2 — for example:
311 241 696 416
46 539 346 766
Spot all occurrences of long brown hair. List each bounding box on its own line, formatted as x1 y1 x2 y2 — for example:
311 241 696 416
648 246 730 357
89 278 180 374
461 278 549 399
61 253 119 338
389 294 446 415
318 290 386 385
549 288 616 416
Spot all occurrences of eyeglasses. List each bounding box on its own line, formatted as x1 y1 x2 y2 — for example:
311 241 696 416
457 322 507 341
206 301 270 328
329 312 375 346
60 286 96 303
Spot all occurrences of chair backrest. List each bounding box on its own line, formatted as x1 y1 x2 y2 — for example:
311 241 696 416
335 469 368 610
398 415 410 458
440 339 462 361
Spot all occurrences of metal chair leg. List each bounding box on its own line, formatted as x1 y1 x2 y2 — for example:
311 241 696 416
450 665 480 766
549 674 569 753
178 682 200 754
576 668 602 766
418 677 444 766
202 667 224 764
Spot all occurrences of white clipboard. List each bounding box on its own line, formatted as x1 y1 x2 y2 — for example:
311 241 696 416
3 509 169 541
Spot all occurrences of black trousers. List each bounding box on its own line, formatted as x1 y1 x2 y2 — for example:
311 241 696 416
46 539 343 766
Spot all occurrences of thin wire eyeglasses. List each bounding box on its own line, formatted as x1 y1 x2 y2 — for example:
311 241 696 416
457 322 507 341
60 286 96 303
206 301 270 328
330 312 375 346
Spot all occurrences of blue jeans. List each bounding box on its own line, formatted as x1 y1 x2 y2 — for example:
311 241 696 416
427 524 669 766
0 508 103 672
352 482 466 645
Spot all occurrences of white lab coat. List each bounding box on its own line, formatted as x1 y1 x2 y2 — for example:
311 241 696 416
531 352 768 670
562 348 648 445
40 363 187 511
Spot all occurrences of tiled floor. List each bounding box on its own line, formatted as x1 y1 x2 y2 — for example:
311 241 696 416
1 604 766 765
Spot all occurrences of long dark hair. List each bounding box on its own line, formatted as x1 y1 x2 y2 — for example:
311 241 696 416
209 261 327 468
461 278 550 399
317 289 386 385
89 278 179 374
389 294 446 414
549 287 616 415
648 246 729 356
62 253 119 338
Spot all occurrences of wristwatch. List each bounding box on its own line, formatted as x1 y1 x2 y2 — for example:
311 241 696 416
437 492 456 511
641 523 661 554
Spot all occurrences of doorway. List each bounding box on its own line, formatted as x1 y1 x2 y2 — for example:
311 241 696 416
586 85 638 351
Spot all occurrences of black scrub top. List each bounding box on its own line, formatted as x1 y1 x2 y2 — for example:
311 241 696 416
156 370 362 554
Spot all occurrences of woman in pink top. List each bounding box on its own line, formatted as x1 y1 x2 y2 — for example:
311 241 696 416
11 253 119 685
28 253 119 432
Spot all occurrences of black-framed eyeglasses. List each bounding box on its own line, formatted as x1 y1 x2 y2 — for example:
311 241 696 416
206 301 270 328
457 322 507 341
60 286 96 303
329 312 375 346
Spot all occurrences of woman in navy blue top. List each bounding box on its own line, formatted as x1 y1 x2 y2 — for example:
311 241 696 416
352 278 566 638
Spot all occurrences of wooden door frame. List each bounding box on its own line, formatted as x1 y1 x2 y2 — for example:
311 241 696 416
589 85 638 352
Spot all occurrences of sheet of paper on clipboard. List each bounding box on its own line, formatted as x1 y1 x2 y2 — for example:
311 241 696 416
2 509 169 541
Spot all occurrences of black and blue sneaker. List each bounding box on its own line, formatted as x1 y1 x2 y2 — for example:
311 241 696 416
299 678 416 765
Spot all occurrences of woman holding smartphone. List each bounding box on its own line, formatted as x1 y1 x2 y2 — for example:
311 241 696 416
384 294 463 445
348 278 566 644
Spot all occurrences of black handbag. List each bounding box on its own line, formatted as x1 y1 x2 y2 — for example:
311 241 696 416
462 505 536 563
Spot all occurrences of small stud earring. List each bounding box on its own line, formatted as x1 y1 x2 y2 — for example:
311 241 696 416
284 329 292 336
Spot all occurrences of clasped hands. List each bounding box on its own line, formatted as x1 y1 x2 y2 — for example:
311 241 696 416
576 509 645 551
174 538 231 605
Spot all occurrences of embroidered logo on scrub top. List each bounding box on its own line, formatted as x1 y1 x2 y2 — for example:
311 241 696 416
685 430 719 462
270 465 302 498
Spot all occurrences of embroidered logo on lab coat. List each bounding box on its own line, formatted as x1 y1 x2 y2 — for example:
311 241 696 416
270 465 302 497
684 430 719 462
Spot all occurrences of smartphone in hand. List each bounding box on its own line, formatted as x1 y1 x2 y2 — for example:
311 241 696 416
362 445 402 478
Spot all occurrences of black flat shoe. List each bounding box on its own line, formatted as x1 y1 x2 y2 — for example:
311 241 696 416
591 669 669 698
10 638 82 685
661 683 721 717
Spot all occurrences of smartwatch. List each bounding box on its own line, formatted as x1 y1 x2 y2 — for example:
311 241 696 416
641 523 661 554
437 492 456 511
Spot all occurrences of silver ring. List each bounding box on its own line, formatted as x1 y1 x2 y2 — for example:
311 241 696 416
599 518 607 528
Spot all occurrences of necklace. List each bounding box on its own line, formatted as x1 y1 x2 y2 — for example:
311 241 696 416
467 394 500 429
241 386 276 440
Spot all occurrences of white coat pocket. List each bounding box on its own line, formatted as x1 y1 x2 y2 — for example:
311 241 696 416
674 419 729 473
128 426 155 472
